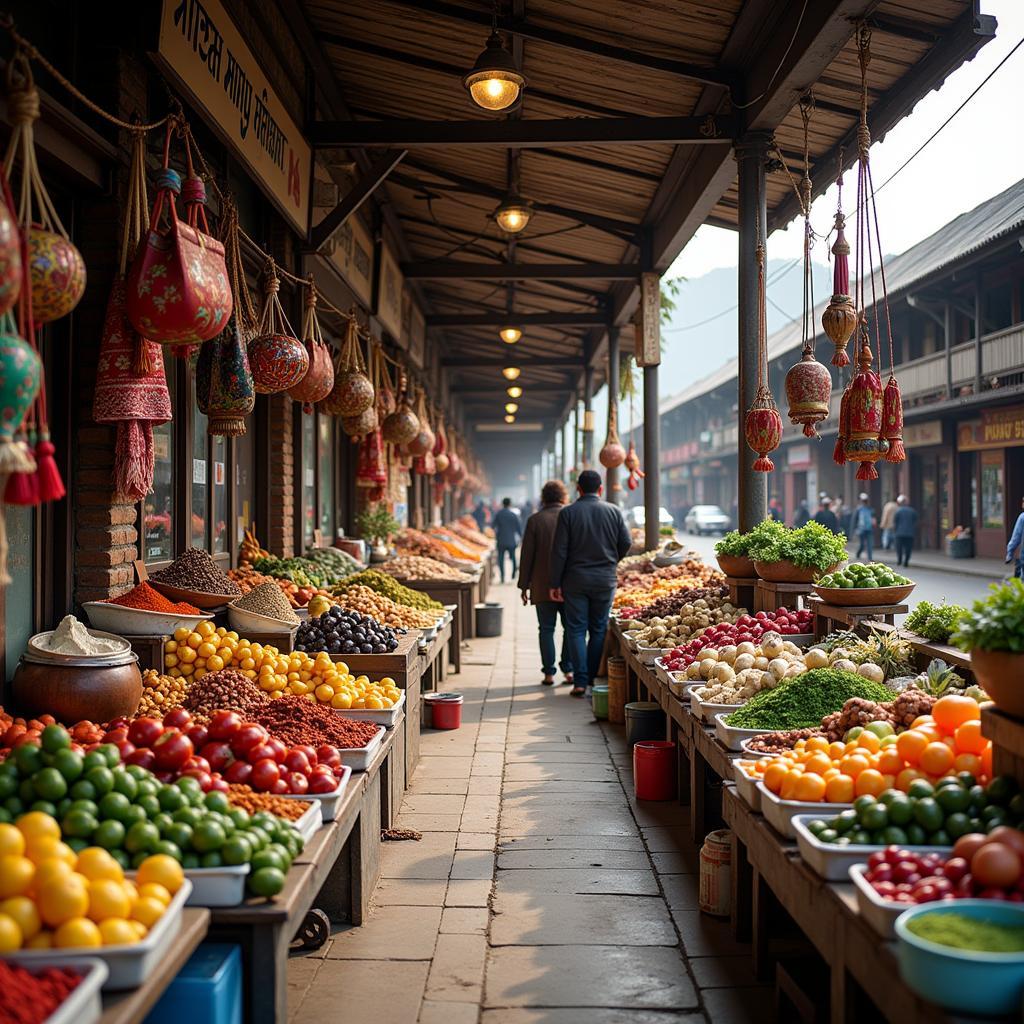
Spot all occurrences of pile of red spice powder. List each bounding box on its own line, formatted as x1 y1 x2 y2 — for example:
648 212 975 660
0 961 81 1023
254 695 380 749
108 581 202 615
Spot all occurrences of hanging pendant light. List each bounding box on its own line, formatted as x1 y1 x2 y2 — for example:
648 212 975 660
499 326 522 344
504 414 515 424
502 366 521 380
506 385 522 398
505 402 519 414
463 29 526 112
494 194 532 234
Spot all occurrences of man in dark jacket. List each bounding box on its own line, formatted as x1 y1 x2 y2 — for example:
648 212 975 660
813 497 841 535
518 480 573 686
550 470 632 697
492 498 522 583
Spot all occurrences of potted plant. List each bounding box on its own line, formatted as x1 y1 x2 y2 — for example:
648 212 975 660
714 529 756 578
749 519 846 583
356 505 400 563
953 579 1024 717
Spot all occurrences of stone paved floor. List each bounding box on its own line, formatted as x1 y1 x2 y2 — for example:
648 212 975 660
287 582 773 1023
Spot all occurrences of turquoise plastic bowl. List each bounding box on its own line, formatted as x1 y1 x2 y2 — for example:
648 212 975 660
895 900 1024 1015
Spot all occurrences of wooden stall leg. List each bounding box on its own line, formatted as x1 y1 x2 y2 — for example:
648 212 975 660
354 771 382 924
751 868 774 983
689 752 707 844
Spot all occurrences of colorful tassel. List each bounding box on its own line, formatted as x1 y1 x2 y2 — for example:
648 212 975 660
856 462 879 481
882 375 906 464
34 434 64 501
753 455 776 472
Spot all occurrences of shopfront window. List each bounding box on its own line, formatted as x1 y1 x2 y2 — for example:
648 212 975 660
302 412 316 548
235 425 254 547
212 434 227 554
191 391 208 548
145 370 175 564
318 415 335 541
5 506 34 680
981 453 1004 530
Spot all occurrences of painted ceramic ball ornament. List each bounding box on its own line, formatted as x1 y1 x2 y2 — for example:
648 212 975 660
247 332 309 395
0 320 41 446
784 347 832 437
29 226 85 323
323 368 375 417
0 200 22 317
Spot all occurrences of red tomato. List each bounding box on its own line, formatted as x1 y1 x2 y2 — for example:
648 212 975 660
266 738 288 764
187 724 209 749
283 750 311 775
245 743 277 765
271 778 290 794
224 760 253 785
286 772 309 794
114 739 135 758
183 769 212 791
972 843 1021 889
309 772 338 794
128 718 163 747
162 708 192 730
317 745 341 768
185 755 212 775
125 748 156 771
207 710 242 740
230 724 267 756
207 775 229 793
200 742 234 772
250 758 280 791
151 731 194 771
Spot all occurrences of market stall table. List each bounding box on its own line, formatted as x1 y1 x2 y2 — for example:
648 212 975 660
401 576 478 644
808 596 909 640
419 618 451 694
755 579 813 613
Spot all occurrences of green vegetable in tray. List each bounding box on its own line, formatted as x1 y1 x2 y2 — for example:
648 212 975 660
906 912 1024 953
743 519 848 573
816 562 911 589
725 668 892 731
904 600 968 643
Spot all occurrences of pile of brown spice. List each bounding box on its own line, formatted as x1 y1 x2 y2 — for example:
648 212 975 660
253 695 380 749
181 668 268 722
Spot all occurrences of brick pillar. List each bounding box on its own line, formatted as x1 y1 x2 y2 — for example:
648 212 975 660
267 393 295 556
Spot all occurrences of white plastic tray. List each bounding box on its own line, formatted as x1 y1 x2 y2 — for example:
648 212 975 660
732 760 765 812
184 865 248 908
40 957 108 1024
293 798 324 841
757 784 846 838
338 728 385 772
337 689 406 728
691 690 743 723
652 658 673 687
636 644 669 665
849 863 907 938
715 712 768 751
7 881 191 990
279 764 353 820
791 813 950 880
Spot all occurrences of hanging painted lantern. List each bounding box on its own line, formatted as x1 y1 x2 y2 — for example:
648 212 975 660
342 406 378 438
842 336 888 479
745 386 783 472
784 347 832 437
0 312 40 470
248 260 308 394
288 283 335 412
881 375 906 464
599 404 625 468
356 430 387 489
382 391 420 445
821 210 857 368
196 314 255 436
0 194 20 318
322 318 374 416
28 227 85 325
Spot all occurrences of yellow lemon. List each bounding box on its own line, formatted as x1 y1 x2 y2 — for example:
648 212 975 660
197 621 216 638
25 931 52 949
136 855 183 895
0 824 25 858
0 896 39 940
137 882 171 907
98 918 138 946
0 911 22 952
76 848 123 882
16 812 60 843
130 896 165 929
38 875 88 927
87 878 131 922
0 855 35 899
130 920 148 939
54 917 102 948
25 837 76 867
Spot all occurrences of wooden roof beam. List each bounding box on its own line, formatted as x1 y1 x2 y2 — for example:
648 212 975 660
312 115 737 149
442 356 582 368
404 261 638 281
381 0 738 89
428 312 608 328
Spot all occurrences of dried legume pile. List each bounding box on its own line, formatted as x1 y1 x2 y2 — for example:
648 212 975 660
635 584 730 620
226 783 311 820
295 606 400 655
0 961 82 1024
333 570 443 612
744 727 824 754
380 554 465 581
725 668 892 731
253 695 380 748
233 582 300 624
151 547 241 596
333 585 440 629
182 667 268 721
109 581 202 614
135 669 190 717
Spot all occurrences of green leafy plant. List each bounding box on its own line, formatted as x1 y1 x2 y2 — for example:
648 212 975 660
742 519 845 572
659 524 675 537
715 529 753 557
952 579 1024 653
742 518 789 563
904 600 968 643
846 626 916 678
356 505 400 546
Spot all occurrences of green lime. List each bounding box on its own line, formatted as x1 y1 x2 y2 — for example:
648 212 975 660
125 765 150 782
176 777 203 805
124 821 160 854
969 786 989 813
193 821 226 853
52 749 83 783
29 800 57 817
246 827 269 851
65 836 87 853
986 776 1019 806
945 813 973 839
98 791 131 822
130 850 149 869
2 797 23 817
229 809 249 830
200 851 223 868
85 767 114 796
181 853 200 870
55 798 71 818
913 798 944 833
153 840 183 861
153 813 174 835
69 799 98 817
121 805 146 828
69 780 97 802
94 819 126 850
137 795 161 818
934 776 965 791
82 751 108 773
40 724 70 754
807 819 828 837
859 805 888 832
62 808 98 838
936 786 971 815
165 822 193 851
18 779 34 803
249 866 285 898
0 773 17 801
1008 794 1024 819
158 786 186 813
172 807 200 827
136 779 158 800
930 829 951 846
853 795 877 815
985 811 1009 830
817 829 839 844
886 794 914 826
880 826 909 846
112 772 137 800
204 791 231 814
907 780 935 800
98 744 121 769
32 767 67 802
0 809 10 824
221 837 252 865
13 744 43 776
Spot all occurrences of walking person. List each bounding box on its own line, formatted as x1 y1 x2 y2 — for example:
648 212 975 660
472 499 489 532
518 480 574 687
550 469 632 698
893 494 918 567
492 497 522 583
813 497 841 535
880 494 899 550
793 499 811 528
853 493 876 561
1005 496 1024 579
768 497 783 522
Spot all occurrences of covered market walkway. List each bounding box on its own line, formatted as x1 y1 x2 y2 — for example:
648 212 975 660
287 582 759 1023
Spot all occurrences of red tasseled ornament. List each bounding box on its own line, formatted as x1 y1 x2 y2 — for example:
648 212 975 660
34 436 64 501
882 375 906 464
5 463 35 504
833 386 850 466
856 462 879 481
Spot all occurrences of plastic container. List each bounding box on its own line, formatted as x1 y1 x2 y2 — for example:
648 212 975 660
591 684 609 720
81 602 208 637
9 881 192 990
633 740 676 800
293 797 325 841
895 900 1024 1015
607 656 626 725
166 865 248 908
474 603 502 637
39 957 108 1024
337 690 406 728
144 942 242 1024
849 863 906 938
699 829 732 916
757 783 844 838
731 760 764 812
636 644 668 666
690 690 742 724
279 764 352 820
625 701 664 746
714 712 768 752
425 692 463 730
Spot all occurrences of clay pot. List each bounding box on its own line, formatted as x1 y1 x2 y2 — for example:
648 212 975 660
12 656 143 723
342 406 378 437
716 553 756 579
382 400 420 445
970 650 1024 718
288 338 335 411
754 559 840 583
599 441 625 468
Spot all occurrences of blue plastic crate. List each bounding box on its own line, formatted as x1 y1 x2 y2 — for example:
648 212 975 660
145 943 242 1024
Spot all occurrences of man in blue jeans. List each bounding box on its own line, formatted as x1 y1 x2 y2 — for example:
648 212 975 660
853 492 876 561
492 497 522 583
549 470 632 698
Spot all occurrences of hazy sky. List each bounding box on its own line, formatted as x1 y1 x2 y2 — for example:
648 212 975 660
669 0 1024 280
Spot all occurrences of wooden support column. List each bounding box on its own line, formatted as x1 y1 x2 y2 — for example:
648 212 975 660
643 363 661 551
573 403 581 476
582 366 595 466
736 132 770 532
944 301 953 398
974 274 983 396
606 326 620 499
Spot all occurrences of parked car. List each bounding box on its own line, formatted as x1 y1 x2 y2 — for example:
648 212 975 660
626 506 674 529
683 504 731 535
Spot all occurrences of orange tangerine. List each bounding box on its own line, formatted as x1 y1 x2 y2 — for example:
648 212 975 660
954 720 987 756
794 774 827 802
763 763 787 795
856 731 882 755
828 741 846 760
981 745 993 781
919 742 955 777
876 748 904 777
802 752 833 776
954 753 982 777
896 730 928 766
854 769 887 797
825 775 855 803
805 736 830 753
839 754 870 779
895 767 926 792
932 695 981 734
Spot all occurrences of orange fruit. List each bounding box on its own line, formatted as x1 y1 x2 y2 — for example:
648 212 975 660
15 813 59 843
75 849 123 883
130 897 165 929
0 896 39 940
98 918 138 946
137 883 171 907
87 879 131 923
839 754 870 779
0 856 35 899
24 838 75 867
805 736 829 753
135 855 183 895
793 774 827 802
854 769 887 797
802 752 833 777
780 771 804 801
896 730 928 766
763 762 788 794
828 741 846 760
876 748 904 777
919 742 955 777
932 695 981 735
954 753 982 777
954 720 987 755
856 731 882 755
54 917 102 948
0 825 25 859
981 745 993 781
0 913 21 953
38 875 88 928
895 767 926 792
825 775 855 803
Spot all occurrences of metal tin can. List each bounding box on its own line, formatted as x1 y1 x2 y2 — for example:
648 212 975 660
699 828 732 917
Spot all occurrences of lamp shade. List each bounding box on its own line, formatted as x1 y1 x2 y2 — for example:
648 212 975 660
502 366 521 380
494 195 532 234
505 402 519 414
504 414 515 423
464 32 526 112
499 326 522 344
506 385 522 398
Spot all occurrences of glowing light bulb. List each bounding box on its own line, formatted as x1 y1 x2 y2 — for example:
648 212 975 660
504 414 515 424
502 366 521 381
463 33 526 112
506 386 522 398
505 402 519 414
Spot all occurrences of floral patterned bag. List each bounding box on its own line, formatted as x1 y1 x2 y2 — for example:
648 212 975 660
126 123 231 348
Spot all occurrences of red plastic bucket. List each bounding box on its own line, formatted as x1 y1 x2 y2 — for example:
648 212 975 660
425 693 463 730
633 740 676 801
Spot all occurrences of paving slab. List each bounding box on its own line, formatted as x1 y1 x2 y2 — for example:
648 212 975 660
440 906 489 933
326 905 442 960
451 849 497 879
499 807 640 838
396 812 466 832
372 877 449 907
495 866 659 896
380 832 457 879
445 878 494 907
402 794 469 814
660 873 700 910
498 834 646 852
482 1012 701 1024
503 763 619 783
298 959 429 1022
497 847 653 871
420 1001 481 1024
689 954 761 989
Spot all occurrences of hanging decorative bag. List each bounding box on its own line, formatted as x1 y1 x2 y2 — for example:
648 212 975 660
322 315 374 417
599 403 625 468
433 420 450 475
406 389 435 457
382 370 420 445
127 122 231 348
624 439 645 491
342 341 381 438
247 258 308 394
356 429 387 490
743 236 783 473
287 278 335 412
3 51 84 324
0 167 20 319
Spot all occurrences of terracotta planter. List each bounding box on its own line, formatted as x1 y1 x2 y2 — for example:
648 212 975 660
970 649 1024 718
716 553 756 578
754 559 840 583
